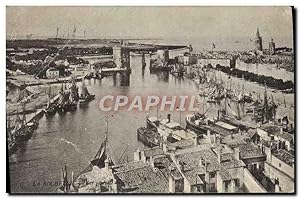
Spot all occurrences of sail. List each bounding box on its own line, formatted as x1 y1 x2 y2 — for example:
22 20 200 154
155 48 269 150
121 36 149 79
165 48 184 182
90 135 107 168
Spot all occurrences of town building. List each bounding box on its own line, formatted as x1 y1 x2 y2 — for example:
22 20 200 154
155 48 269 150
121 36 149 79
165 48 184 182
45 67 59 79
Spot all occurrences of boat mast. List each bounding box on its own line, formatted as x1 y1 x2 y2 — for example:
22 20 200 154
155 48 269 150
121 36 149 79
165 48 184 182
22 103 26 126
104 118 108 153
263 81 268 122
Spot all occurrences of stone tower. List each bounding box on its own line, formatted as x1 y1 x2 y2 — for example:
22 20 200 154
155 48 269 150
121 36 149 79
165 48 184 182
255 27 263 51
269 38 276 55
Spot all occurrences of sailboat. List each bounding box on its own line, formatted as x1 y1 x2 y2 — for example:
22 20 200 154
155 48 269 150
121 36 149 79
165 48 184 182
78 78 95 107
44 85 57 116
56 119 115 193
14 106 34 143
59 78 79 112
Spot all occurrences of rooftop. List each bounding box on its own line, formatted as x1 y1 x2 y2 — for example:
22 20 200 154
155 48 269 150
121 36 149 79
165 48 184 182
144 147 164 158
114 161 168 193
259 124 294 142
239 143 266 159
215 121 238 131
206 124 234 137
154 155 182 180
273 149 294 167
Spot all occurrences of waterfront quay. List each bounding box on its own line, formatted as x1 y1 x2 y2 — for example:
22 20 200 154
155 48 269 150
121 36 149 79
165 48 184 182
7 36 294 194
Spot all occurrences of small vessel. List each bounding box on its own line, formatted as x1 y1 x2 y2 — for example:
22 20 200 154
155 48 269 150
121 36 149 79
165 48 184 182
14 108 34 143
78 78 95 107
26 119 39 130
149 56 171 73
44 85 57 116
170 64 184 77
56 119 117 193
137 127 161 147
185 113 208 135
58 78 79 112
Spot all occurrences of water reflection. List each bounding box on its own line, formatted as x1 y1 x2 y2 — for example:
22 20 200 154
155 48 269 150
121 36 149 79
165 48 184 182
9 55 200 193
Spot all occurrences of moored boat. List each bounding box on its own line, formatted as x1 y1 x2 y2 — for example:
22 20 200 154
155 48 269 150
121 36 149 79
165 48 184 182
185 113 208 135
137 127 161 147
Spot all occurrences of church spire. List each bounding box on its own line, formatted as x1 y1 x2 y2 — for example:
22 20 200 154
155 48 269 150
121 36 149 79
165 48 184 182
256 27 260 38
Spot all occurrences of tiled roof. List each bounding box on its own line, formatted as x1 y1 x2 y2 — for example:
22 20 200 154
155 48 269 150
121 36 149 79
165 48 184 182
273 149 294 167
220 153 245 169
260 124 294 142
277 132 294 142
260 125 280 134
175 149 219 184
239 143 265 159
144 147 164 158
154 156 182 180
246 128 257 138
219 168 232 181
168 139 194 149
114 161 168 193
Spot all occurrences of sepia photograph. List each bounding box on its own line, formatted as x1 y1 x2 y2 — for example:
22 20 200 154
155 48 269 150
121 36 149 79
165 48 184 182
5 6 295 194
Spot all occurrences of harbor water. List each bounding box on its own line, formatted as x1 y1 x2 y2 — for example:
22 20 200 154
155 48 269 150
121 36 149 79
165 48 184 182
8 55 200 193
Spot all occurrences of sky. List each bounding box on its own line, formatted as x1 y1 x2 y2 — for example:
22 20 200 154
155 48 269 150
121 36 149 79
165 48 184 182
6 6 294 48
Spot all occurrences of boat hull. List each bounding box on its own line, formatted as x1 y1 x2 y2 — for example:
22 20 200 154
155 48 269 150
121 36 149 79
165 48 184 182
185 119 207 135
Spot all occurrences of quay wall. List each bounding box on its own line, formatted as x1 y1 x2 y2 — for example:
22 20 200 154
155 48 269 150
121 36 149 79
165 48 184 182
197 58 232 68
235 59 294 82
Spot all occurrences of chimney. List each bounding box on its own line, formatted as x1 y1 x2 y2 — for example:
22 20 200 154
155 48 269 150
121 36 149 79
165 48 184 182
280 127 283 134
218 148 222 163
149 156 155 168
260 142 264 153
213 133 216 144
199 158 203 167
134 147 141 161
71 171 74 185
141 150 146 163
194 135 199 146
104 158 109 169
162 141 168 153
234 147 240 160
111 178 118 193
277 142 280 151
167 114 171 123
169 176 175 193
207 129 211 137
